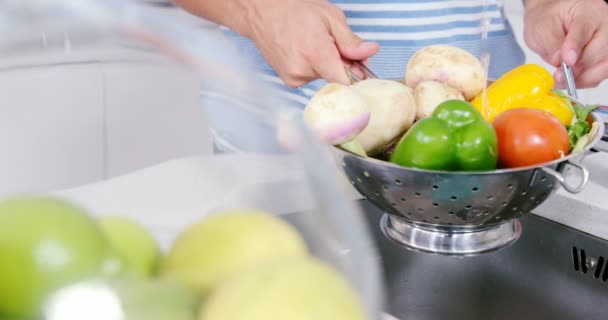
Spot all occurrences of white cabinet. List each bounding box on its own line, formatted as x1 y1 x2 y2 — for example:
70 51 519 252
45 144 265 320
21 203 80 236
101 61 212 178
0 63 105 195
0 54 213 196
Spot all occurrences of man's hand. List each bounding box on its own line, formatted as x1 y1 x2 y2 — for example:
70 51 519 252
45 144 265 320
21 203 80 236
241 0 379 88
524 0 608 88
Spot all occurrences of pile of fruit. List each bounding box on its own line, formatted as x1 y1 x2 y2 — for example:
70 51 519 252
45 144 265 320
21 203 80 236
302 45 600 171
0 195 365 320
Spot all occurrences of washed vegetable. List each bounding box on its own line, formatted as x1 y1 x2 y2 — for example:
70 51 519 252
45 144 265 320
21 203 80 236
390 100 497 171
303 83 370 147
552 89 600 150
413 81 465 120
493 108 570 168
352 79 416 155
470 64 572 124
528 93 574 126
405 45 486 100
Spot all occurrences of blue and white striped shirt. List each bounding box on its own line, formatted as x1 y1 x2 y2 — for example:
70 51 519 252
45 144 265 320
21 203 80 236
224 0 525 108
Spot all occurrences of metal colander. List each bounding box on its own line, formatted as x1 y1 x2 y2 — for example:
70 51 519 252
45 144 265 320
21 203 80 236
335 112 605 256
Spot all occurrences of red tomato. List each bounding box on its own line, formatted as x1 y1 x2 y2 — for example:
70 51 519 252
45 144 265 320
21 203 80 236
492 108 570 168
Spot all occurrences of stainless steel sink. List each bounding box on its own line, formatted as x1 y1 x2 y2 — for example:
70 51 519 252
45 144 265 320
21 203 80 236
353 199 608 320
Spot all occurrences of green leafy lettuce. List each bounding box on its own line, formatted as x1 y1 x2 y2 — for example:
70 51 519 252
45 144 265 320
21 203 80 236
552 89 599 151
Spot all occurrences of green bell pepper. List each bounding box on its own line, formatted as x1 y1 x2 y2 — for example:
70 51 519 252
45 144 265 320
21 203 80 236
390 100 498 171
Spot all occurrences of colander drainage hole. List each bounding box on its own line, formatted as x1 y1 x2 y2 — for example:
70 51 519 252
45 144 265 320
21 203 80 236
374 192 380 196
357 177 363 182
391 203 397 207
432 185 439 190
417 208 424 212
530 196 536 200
540 176 546 182
401 197 406 202
415 193 421 197
507 184 513 189
502 201 508 206
395 179 401 185
465 205 472 209
351 181 355 185
434 216 440 220
432 203 439 207
363 171 370 177
512 207 518 211
383 185 389 190
487 196 494 200
422 219 428 223
521 190 528 195
448 211 455 215
450 196 457 200
472 187 479 192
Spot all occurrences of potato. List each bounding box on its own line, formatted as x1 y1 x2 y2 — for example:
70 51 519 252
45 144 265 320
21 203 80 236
351 79 416 155
303 83 371 145
405 45 485 100
413 81 465 120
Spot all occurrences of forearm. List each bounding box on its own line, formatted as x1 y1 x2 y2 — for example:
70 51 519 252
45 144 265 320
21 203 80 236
171 0 253 37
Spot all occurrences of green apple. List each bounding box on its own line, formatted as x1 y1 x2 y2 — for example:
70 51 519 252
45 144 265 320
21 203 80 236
114 279 200 320
97 216 161 279
99 247 129 278
0 195 108 318
198 256 366 320
160 209 308 295
42 278 199 320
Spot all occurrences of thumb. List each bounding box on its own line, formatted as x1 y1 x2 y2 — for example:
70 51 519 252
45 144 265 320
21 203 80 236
327 16 379 60
560 18 597 66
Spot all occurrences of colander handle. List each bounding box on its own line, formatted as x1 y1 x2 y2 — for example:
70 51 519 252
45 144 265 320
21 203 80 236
540 161 590 194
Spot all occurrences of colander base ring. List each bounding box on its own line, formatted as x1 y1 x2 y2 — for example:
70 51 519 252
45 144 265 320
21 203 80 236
380 214 522 256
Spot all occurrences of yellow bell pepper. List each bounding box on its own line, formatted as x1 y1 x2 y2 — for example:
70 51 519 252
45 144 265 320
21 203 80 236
524 93 574 126
471 64 572 125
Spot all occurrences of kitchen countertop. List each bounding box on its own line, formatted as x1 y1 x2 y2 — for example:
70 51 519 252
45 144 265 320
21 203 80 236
54 150 608 246
533 151 608 240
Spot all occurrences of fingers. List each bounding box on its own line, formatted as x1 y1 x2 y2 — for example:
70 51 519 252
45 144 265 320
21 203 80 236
552 67 566 89
325 6 380 61
342 59 366 81
307 34 351 85
259 2 379 87
554 5 608 88
560 17 598 66
292 4 378 86
523 10 564 67
577 61 608 88
554 54 608 89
